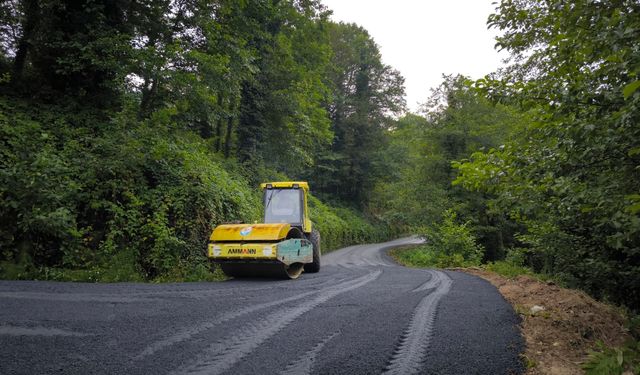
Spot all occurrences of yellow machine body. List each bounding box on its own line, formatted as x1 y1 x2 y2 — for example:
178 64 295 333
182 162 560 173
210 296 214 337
207 182 320 279
210 223 291 243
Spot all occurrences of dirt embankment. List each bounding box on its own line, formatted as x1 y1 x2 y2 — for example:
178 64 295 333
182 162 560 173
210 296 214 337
461 269 630 375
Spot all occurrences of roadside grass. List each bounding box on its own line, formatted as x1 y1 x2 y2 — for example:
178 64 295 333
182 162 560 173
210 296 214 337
388 245 435 268
482 261 552 283
389 244 481 269
389 244 553 281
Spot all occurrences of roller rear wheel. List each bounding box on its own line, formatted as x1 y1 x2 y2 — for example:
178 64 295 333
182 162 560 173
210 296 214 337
304 229 321 273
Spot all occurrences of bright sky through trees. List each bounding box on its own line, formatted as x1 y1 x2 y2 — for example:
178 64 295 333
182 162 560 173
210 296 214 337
322 0 506 112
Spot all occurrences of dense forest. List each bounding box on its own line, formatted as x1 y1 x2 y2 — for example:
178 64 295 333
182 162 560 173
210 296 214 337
1 0 639 311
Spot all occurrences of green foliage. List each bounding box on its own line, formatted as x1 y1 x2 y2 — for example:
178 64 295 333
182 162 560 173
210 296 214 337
0 0 134 104
424 210 483 266
308 22 406 206
391 210 483 269
582 315 640 375
583 340 640 375
484 261 533 280
0 97 260 281
0 1 400 282
454 0 640 310
392 245 475 269
369 113 449 230
0 0 337 172
0 95 389 282
234 0 334 174
391 245 438 268
370 76 522 261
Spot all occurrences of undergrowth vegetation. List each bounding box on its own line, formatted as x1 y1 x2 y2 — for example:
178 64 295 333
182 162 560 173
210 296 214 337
584 316 640 375
390 210 482 269
584 340 640 375
0 98 392 282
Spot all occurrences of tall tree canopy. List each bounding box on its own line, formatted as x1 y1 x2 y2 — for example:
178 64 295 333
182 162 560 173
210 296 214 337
309 22 405 205
371 76 522 259
0 0 336 170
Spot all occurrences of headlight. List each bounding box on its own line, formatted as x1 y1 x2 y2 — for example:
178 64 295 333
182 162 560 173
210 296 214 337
262 246 273 257
209 244 221 257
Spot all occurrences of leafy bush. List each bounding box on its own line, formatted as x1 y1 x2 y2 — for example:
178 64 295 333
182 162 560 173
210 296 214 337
584 315 640 374
583 340 640 375
390 245 436 268
391 210 483 269
423 209 483 267
0 98 254 281
392 245 479 269
482 247 545 279
0 98 393 282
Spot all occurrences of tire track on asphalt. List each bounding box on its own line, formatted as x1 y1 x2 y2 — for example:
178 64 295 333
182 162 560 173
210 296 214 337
411 270 439 292
0 325 93 337
134 275 355 360
0 275 337 306
0 292 162 304
172 270 382 375
129 273 338 300
279 331 340 375
383 270 452 375
323 236 424 269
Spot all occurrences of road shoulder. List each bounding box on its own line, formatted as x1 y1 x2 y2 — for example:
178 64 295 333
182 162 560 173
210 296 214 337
420 270 525 374
461 268 630 375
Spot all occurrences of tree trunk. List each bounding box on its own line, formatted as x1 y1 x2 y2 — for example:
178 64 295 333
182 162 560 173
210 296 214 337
224 115 233 158
12 0 40 80
139 76 157 118
215 95 223 152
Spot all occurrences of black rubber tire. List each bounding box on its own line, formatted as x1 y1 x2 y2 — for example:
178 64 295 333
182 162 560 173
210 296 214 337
304 229 321 273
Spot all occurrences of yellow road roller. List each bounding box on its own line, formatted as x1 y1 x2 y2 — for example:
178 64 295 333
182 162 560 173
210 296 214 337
207 181 320 279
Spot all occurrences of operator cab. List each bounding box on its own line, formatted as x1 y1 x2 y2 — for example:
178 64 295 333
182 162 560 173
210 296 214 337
263 187 303 226
261 181 312 235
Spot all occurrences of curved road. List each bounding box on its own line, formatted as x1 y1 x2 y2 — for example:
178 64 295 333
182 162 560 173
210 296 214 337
0 237 523 374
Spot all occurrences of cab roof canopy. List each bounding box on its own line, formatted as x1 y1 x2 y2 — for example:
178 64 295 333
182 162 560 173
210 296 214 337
260 181 309 191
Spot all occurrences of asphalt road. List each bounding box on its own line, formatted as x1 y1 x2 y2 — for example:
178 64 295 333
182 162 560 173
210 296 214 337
0 237 524 375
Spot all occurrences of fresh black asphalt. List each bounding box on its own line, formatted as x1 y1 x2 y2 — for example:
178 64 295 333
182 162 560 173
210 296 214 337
0 237 524 374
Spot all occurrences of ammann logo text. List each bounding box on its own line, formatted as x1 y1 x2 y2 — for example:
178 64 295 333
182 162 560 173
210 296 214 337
228 248 257 255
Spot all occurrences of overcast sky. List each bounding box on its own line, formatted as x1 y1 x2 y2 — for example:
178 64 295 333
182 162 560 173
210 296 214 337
321 0 507 112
